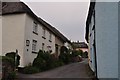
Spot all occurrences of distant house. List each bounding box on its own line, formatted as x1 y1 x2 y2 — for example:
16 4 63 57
1 2 69 67
86 1 119 79
72 42 88 52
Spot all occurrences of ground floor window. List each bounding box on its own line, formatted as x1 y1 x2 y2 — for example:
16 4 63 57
55 44 59 55
32 40 37 53
42 43 45 51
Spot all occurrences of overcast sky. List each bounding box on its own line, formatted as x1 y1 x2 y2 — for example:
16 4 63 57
21 0 90 42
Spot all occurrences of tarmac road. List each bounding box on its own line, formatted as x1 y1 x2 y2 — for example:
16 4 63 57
17 58 94 80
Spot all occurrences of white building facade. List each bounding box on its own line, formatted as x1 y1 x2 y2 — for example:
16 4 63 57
86 2 119 79
2 2 68 67
2 13 56 67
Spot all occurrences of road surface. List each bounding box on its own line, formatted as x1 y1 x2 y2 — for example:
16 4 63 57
17 58 95 80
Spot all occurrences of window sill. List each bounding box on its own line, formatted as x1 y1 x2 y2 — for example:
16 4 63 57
33 31 38 35
32 51 37 54
42 36 46 39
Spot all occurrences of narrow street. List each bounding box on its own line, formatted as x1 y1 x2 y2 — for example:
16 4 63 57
17 58 95 80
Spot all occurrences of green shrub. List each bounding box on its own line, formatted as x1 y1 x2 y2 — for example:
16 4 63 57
46 58 64 69
5 52 20 67
33 50 64 71
83 51 88 58
72 50 83 57
7 71 16 80
33 50 52 71
59 52 72 64
2 56 15 80
60 46 68 54
23 66 39 74
55 60 64 67
59 46 73 64
2 56 14 67
32 57 46 71
36 50 51 61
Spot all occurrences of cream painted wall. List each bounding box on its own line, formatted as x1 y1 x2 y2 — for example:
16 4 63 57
2 13 26 67
40 26 55 54
23 14 56 66
2 13 61 67
23 14 38 66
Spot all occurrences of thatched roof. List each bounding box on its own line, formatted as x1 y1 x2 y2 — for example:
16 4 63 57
1 2 69 42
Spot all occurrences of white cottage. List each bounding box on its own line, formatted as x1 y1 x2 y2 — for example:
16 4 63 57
1 2 69 67
86 1 119 79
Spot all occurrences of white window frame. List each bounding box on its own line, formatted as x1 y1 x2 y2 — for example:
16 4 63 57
32 40 37 53
49 32 52 42
42 28 46 39
42 43 45 51
33 21 38 35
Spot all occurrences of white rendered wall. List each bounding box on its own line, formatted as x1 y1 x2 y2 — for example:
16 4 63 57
2 14 26 67
23 14 56 66
2 13 56 67
95 2 118 78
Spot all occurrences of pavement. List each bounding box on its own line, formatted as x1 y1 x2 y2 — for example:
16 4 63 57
16 58 95 80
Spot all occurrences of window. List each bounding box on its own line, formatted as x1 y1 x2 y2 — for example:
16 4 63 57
49 32 52 42
90 33 92 37
42 28 46 39
42 43 45 51
55 44 59 55
26 40 30 46
92 25 95 30
32 40 37 53
33 21 38 35
47 46 52 53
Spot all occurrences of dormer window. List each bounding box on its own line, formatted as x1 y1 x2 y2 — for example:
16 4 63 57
33 21 38 35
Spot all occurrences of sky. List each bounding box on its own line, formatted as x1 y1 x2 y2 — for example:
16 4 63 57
21 0 90 42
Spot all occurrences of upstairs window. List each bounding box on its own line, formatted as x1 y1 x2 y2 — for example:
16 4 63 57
49 32 52 42
32 40 37 53
42 43 45 51
42 28 46 39
33 21 38 35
